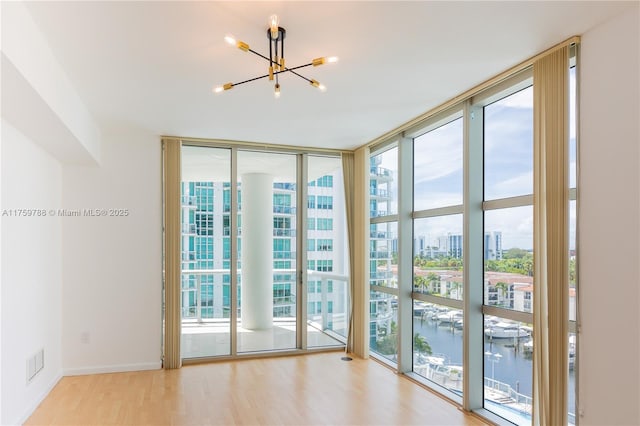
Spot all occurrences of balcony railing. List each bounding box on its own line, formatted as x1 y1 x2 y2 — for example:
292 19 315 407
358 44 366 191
273 229 296 237
273 183 296 191
370 188 390 198
370 251 391 259
370 166 392 178
370 210 388 218
370 230 389 239
180 268 349 335
274 206 296 215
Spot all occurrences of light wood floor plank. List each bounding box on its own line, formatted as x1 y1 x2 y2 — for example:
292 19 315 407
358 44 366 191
26 353 488 425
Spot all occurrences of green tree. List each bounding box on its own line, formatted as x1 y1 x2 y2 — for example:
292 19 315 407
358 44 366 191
413 333 432 355
376 321 398 355
503 248 529 259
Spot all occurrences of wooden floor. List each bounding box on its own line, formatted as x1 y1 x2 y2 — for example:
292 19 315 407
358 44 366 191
26 352 489 426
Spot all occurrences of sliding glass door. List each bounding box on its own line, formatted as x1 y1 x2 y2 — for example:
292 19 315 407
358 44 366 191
180 146 232 358
177 144 346 359
237 150 298 353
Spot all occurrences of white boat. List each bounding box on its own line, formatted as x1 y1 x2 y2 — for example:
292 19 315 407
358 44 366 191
484 322 531 339
437 311 462 325
523 337 575 369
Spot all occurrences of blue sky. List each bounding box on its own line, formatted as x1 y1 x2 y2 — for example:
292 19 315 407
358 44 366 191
377 69 577 251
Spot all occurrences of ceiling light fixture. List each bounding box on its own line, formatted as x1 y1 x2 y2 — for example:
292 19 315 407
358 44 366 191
213 14 338 98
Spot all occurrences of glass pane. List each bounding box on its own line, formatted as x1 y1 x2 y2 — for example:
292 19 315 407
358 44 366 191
569 331 577 425
413 214 463 301
370 290 398 363
414 117 463 210
180 146 231 358
413 302 463 397
484 206 533 313
569 66 577 189
484 86 533 200
237 151 297 352
370 146 398 216
569 200 576 321
370 222 398 288
307 156 348 347
484 316 532 424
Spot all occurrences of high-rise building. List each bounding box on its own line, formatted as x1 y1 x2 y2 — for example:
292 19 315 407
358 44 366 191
180 172 345 323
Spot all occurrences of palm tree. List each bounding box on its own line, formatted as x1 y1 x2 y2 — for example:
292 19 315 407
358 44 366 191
414 333 432 355
427 272 441 294
495 281 509 307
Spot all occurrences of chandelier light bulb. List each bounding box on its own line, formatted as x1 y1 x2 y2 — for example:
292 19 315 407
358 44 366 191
213 83 234 93
312 56 339 67
224 35 236 46
274 83 281 99
310 79 327 92
269 14 279 39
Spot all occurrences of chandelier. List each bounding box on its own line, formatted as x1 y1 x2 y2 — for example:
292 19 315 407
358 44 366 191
213 14 338 98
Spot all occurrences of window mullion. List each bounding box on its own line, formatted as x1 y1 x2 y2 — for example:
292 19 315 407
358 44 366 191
463 101 485 411
397 135 414 373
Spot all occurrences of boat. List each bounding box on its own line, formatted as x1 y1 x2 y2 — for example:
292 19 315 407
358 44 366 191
413 353 463 390
522 336 575 369
437 310 462 325
484 321 531 339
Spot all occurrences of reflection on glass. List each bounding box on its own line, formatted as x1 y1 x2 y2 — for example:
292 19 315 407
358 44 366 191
483 316 533 424
307 155 348 348
484 86 533 200
180 146 231 358
370 146 398 216
413 302 463 397
237 150 297 353
370 291 398 363
370 222 398 288
484 206 533 313
413 215 463 300
414 118 463 210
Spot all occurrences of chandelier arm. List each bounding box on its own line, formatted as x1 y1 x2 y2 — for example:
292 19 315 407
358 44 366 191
248 49 278 67
231 73 272 87
285 68 313 84
276 62 313 73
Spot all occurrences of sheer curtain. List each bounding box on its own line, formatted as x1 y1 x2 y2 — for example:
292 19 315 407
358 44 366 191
532 46 569 425
162 138 182 369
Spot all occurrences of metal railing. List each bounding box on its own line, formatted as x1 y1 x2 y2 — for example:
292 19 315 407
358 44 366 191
180 269 349 334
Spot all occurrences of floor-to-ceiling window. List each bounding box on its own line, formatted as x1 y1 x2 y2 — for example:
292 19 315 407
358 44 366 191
180 146 232 358
368 144 399 363
365 45 577 425
177 144 347 359
307 155 349 348
411 113 464 397
480 83 535 423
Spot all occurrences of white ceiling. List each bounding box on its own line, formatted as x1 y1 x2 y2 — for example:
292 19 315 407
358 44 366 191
24 1 633 151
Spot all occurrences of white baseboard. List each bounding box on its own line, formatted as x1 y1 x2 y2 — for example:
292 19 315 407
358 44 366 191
16 370 63 426
62 361 162 376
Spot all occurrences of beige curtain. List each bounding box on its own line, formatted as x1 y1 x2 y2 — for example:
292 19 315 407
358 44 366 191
532 46 569 425
163 138 182 369
341 152 356 353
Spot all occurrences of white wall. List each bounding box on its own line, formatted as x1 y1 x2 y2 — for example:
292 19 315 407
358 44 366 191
579 6 640 426
61 126 162 374
0 120 63 425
